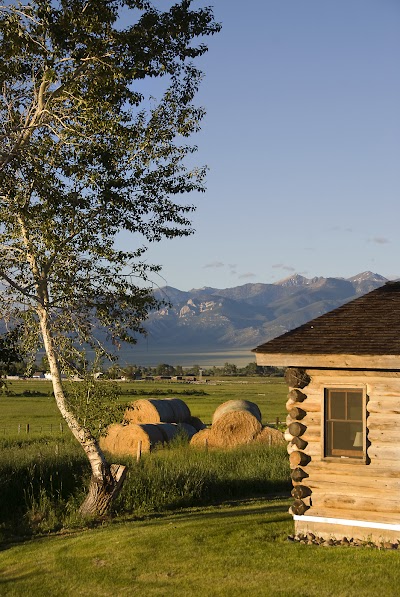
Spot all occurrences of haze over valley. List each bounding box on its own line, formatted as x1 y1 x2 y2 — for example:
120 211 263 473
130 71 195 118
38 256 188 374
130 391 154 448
118 271 387 366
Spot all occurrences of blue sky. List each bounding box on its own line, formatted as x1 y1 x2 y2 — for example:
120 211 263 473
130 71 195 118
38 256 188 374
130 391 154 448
127 1 400 291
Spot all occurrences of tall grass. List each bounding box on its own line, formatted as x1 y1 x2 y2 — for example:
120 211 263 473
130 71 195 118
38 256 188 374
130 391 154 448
0 435 290 540
115 441 290 515
0 436 87 538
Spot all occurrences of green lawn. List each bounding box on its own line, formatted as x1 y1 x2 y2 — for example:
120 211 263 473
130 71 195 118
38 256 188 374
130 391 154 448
1 499 399 597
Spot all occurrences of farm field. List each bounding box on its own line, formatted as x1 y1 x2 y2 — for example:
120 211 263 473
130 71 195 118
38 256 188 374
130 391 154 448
3 377 399 596
0 377 288 436
0 377 290 541
1 498 400 597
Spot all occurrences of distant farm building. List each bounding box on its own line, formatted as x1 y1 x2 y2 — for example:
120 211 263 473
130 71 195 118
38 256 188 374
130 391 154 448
253 281 400 544
32 371 45 379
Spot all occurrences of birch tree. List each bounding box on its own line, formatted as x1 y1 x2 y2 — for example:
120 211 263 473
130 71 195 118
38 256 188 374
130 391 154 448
0 0 220 515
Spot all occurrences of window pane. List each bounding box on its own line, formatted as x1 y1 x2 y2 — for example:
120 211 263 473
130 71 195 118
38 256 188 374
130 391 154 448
329 391 346 419
326 422 363 456
351 423 363 451
331 422 354 450
347 392 362 421
325 388 364 459
325 421 334 456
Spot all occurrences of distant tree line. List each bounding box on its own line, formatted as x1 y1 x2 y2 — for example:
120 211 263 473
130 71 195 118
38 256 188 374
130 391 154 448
101 362 284 379
0 330 283 380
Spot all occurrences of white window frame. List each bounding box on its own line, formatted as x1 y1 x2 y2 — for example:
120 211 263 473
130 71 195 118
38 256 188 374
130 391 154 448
322 385 368 463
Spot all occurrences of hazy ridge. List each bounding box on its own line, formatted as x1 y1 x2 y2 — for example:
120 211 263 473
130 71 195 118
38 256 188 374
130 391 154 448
141 271 388 352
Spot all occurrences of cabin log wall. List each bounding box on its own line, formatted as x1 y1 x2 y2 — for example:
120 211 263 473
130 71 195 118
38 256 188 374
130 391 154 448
285 368 400 542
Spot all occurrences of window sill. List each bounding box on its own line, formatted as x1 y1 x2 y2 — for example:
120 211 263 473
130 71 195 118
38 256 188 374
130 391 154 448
322 456 368 465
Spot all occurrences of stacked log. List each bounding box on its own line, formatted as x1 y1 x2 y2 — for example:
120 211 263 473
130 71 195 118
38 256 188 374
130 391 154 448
282 368 400 544
285 368 312 516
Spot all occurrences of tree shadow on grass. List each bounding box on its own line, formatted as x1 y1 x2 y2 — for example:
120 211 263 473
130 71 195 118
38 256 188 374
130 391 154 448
0 570 35 586
127 498 292 529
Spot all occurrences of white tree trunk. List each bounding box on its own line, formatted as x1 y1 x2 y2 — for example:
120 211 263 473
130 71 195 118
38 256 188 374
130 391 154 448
37 306 126 516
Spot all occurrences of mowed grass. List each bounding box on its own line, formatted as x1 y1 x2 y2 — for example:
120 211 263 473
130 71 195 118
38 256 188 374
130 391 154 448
1 499 400 597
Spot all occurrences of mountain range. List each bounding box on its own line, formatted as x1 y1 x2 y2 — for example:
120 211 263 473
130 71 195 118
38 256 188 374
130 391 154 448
143 272 388 351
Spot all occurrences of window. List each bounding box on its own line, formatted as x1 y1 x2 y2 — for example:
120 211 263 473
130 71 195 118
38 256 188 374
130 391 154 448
324 388 365 459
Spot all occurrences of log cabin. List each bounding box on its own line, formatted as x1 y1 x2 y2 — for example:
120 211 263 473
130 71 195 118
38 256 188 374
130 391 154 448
252 281 400 544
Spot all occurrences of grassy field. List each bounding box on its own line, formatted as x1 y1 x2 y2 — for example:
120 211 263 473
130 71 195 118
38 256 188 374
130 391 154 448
1 499 400 597
0 377 288 436
2 377 399 595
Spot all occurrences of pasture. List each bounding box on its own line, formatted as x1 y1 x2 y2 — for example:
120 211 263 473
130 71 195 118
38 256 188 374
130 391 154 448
0 377 288 436
0 377 290 539
1 377 399 596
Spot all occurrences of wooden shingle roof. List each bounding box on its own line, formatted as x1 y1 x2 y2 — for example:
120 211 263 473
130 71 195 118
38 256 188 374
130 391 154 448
252 281 400 369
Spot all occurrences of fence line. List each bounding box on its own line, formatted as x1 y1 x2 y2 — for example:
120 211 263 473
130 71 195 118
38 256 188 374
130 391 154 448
2 422 64 436
1 418 283 437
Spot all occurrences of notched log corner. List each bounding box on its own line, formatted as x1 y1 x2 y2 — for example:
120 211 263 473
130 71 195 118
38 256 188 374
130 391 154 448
289 451 312 469
288 421 307 437
291 467 309 482
291 485 312 499
285 368 311 389
291 436 308 450
290 499 310 516
287 389 307 403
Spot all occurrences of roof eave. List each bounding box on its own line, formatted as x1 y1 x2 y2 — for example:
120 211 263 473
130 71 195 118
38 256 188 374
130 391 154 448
254 352 400 370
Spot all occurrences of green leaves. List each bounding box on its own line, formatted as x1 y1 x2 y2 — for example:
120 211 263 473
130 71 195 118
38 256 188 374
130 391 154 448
64 378 125 439
0 327 23 374
0 0 220 362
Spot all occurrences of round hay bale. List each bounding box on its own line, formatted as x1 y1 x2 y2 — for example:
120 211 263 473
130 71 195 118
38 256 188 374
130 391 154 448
165 398 191 422
212 400 262 425
190 428 211 448
187 416 206 431
176 422 197 440
99 423 125 454
157 423 180 442
124 399 176 424
255 426 285 446
211 411 262 448
101 423 164 456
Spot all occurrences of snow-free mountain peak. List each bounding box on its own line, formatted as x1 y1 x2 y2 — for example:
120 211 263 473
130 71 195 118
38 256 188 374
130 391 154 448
347 271 388 283
275 273 310 287
142 273 388 353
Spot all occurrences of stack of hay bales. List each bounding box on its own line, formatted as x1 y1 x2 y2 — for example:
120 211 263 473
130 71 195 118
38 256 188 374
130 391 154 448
100 398 204 457
254 425 286 446
100 422 165 455
190 399 284 449
124 398 190 424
